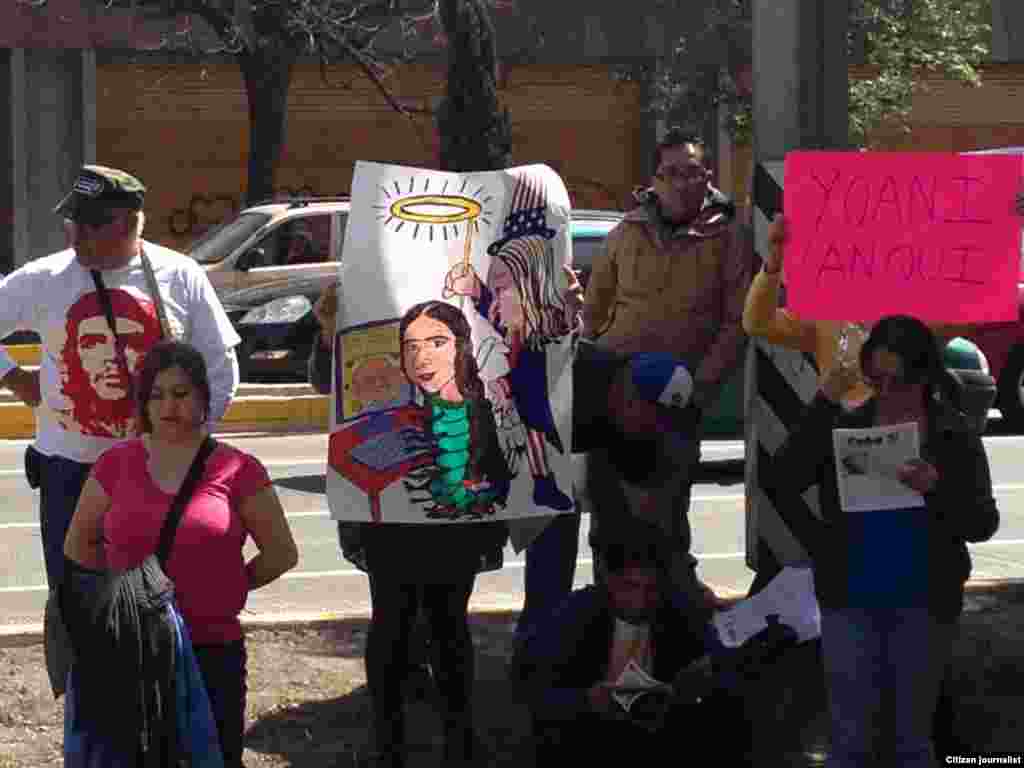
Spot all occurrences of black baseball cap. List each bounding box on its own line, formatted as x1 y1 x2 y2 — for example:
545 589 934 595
54 165 146 221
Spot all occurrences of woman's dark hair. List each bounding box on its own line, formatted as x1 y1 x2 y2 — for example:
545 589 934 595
135 340 212 433
859 314 963 411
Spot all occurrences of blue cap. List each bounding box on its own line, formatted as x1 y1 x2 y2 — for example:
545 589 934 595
629 353 694 409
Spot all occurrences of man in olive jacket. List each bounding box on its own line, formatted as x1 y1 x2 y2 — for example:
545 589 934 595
581 128 752 617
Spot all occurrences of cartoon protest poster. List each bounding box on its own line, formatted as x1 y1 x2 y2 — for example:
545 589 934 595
326 161 575 523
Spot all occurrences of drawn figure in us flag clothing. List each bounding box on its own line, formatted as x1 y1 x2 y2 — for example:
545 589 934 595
57 288 162 438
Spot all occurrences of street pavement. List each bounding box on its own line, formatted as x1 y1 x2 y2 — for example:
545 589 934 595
2 429 1024 634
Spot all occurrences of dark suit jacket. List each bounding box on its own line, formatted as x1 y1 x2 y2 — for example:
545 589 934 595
512 584 711 723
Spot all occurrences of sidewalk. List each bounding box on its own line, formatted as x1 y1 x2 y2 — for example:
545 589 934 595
237 578 1024 767
2 579 1022 767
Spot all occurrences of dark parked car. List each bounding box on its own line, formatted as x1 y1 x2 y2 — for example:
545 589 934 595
220 272 330 382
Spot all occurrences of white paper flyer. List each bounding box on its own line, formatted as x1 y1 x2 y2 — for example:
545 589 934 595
713 566 821 649
832 421 924 512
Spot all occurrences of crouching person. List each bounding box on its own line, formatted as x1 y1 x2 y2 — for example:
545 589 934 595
511 519 754 766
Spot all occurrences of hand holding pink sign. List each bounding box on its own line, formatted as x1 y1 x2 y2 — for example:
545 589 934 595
782 151 1022 324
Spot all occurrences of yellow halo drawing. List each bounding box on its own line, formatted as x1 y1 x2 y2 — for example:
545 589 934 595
390 195 482 225
377 175 494 242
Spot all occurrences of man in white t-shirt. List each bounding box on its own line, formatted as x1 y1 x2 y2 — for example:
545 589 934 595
0 165 241 588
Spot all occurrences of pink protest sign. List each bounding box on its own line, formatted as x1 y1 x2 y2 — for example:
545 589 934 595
783 151 1021 324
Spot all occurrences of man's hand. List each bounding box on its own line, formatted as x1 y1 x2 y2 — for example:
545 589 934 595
586 682 620 716
608 365 660 435
313 282 338 349
764 213 786 274
699 580 730 612
898 458 939 494
564 265 584 315
820 359 861 404
3 367 41 407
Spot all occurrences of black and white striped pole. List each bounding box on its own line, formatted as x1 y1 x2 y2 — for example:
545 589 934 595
744 161 820 580
745 0 849 590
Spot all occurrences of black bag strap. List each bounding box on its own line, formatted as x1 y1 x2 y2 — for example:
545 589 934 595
88 252 170 406
155 437 217 566
139 246 173 340
90 269 137 401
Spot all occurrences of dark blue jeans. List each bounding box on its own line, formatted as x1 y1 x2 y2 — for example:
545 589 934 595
821 608 953 768
27 447 93 588
517 511 581 644
193 639 248 768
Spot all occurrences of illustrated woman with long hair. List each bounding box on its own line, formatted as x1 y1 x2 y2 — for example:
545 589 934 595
400 300 513 518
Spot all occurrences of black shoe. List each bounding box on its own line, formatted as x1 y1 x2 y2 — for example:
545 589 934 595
442 723 478 767
373 712 406 768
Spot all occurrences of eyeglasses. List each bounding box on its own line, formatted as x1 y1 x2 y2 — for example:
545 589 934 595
654 166 708 186
862 369 920 392
67 209 118 229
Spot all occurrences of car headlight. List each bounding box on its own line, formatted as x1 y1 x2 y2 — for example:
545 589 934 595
238 295 313 325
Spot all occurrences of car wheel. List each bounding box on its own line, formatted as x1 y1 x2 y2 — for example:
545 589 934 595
997 344 1024 432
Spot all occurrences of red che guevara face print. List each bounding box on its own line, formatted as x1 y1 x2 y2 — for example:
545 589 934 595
59 288 162 438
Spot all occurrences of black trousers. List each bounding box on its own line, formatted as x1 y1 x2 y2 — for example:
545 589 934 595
194 639 248 768
366 573 477 750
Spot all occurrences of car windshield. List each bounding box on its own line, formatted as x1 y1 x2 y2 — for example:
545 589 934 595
189 212 272 264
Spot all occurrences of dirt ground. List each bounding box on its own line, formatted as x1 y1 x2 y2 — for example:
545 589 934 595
1 582 1022 768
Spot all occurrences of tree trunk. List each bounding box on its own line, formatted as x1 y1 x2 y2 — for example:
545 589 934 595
436 0 512 172
239 46 296 206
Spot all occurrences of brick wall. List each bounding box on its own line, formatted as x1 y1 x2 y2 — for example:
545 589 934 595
854 63 1024 151
96 60 644 251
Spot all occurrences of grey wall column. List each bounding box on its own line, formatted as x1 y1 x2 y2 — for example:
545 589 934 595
5 48 96 272
745 0 849 574
992 0 1024 63
0 50 14 276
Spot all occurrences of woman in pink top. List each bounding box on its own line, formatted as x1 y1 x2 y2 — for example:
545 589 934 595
65 340 299 767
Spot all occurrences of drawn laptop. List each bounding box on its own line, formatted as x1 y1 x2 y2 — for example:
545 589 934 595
349 426 433 472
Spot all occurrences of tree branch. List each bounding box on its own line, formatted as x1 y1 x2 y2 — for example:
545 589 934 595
338 37 411 117
183 3 234 43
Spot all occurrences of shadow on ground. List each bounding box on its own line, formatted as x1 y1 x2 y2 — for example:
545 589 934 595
273 475 327 494
242 583 1024 768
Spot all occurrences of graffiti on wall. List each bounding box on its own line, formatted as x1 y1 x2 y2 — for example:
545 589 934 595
167 185 321 238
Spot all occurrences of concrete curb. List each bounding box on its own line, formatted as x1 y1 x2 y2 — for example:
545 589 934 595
2 577 1019 649
6 344 39 367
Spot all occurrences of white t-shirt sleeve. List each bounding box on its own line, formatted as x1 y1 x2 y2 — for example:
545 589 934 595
0 267 41 380
183 262 241 423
